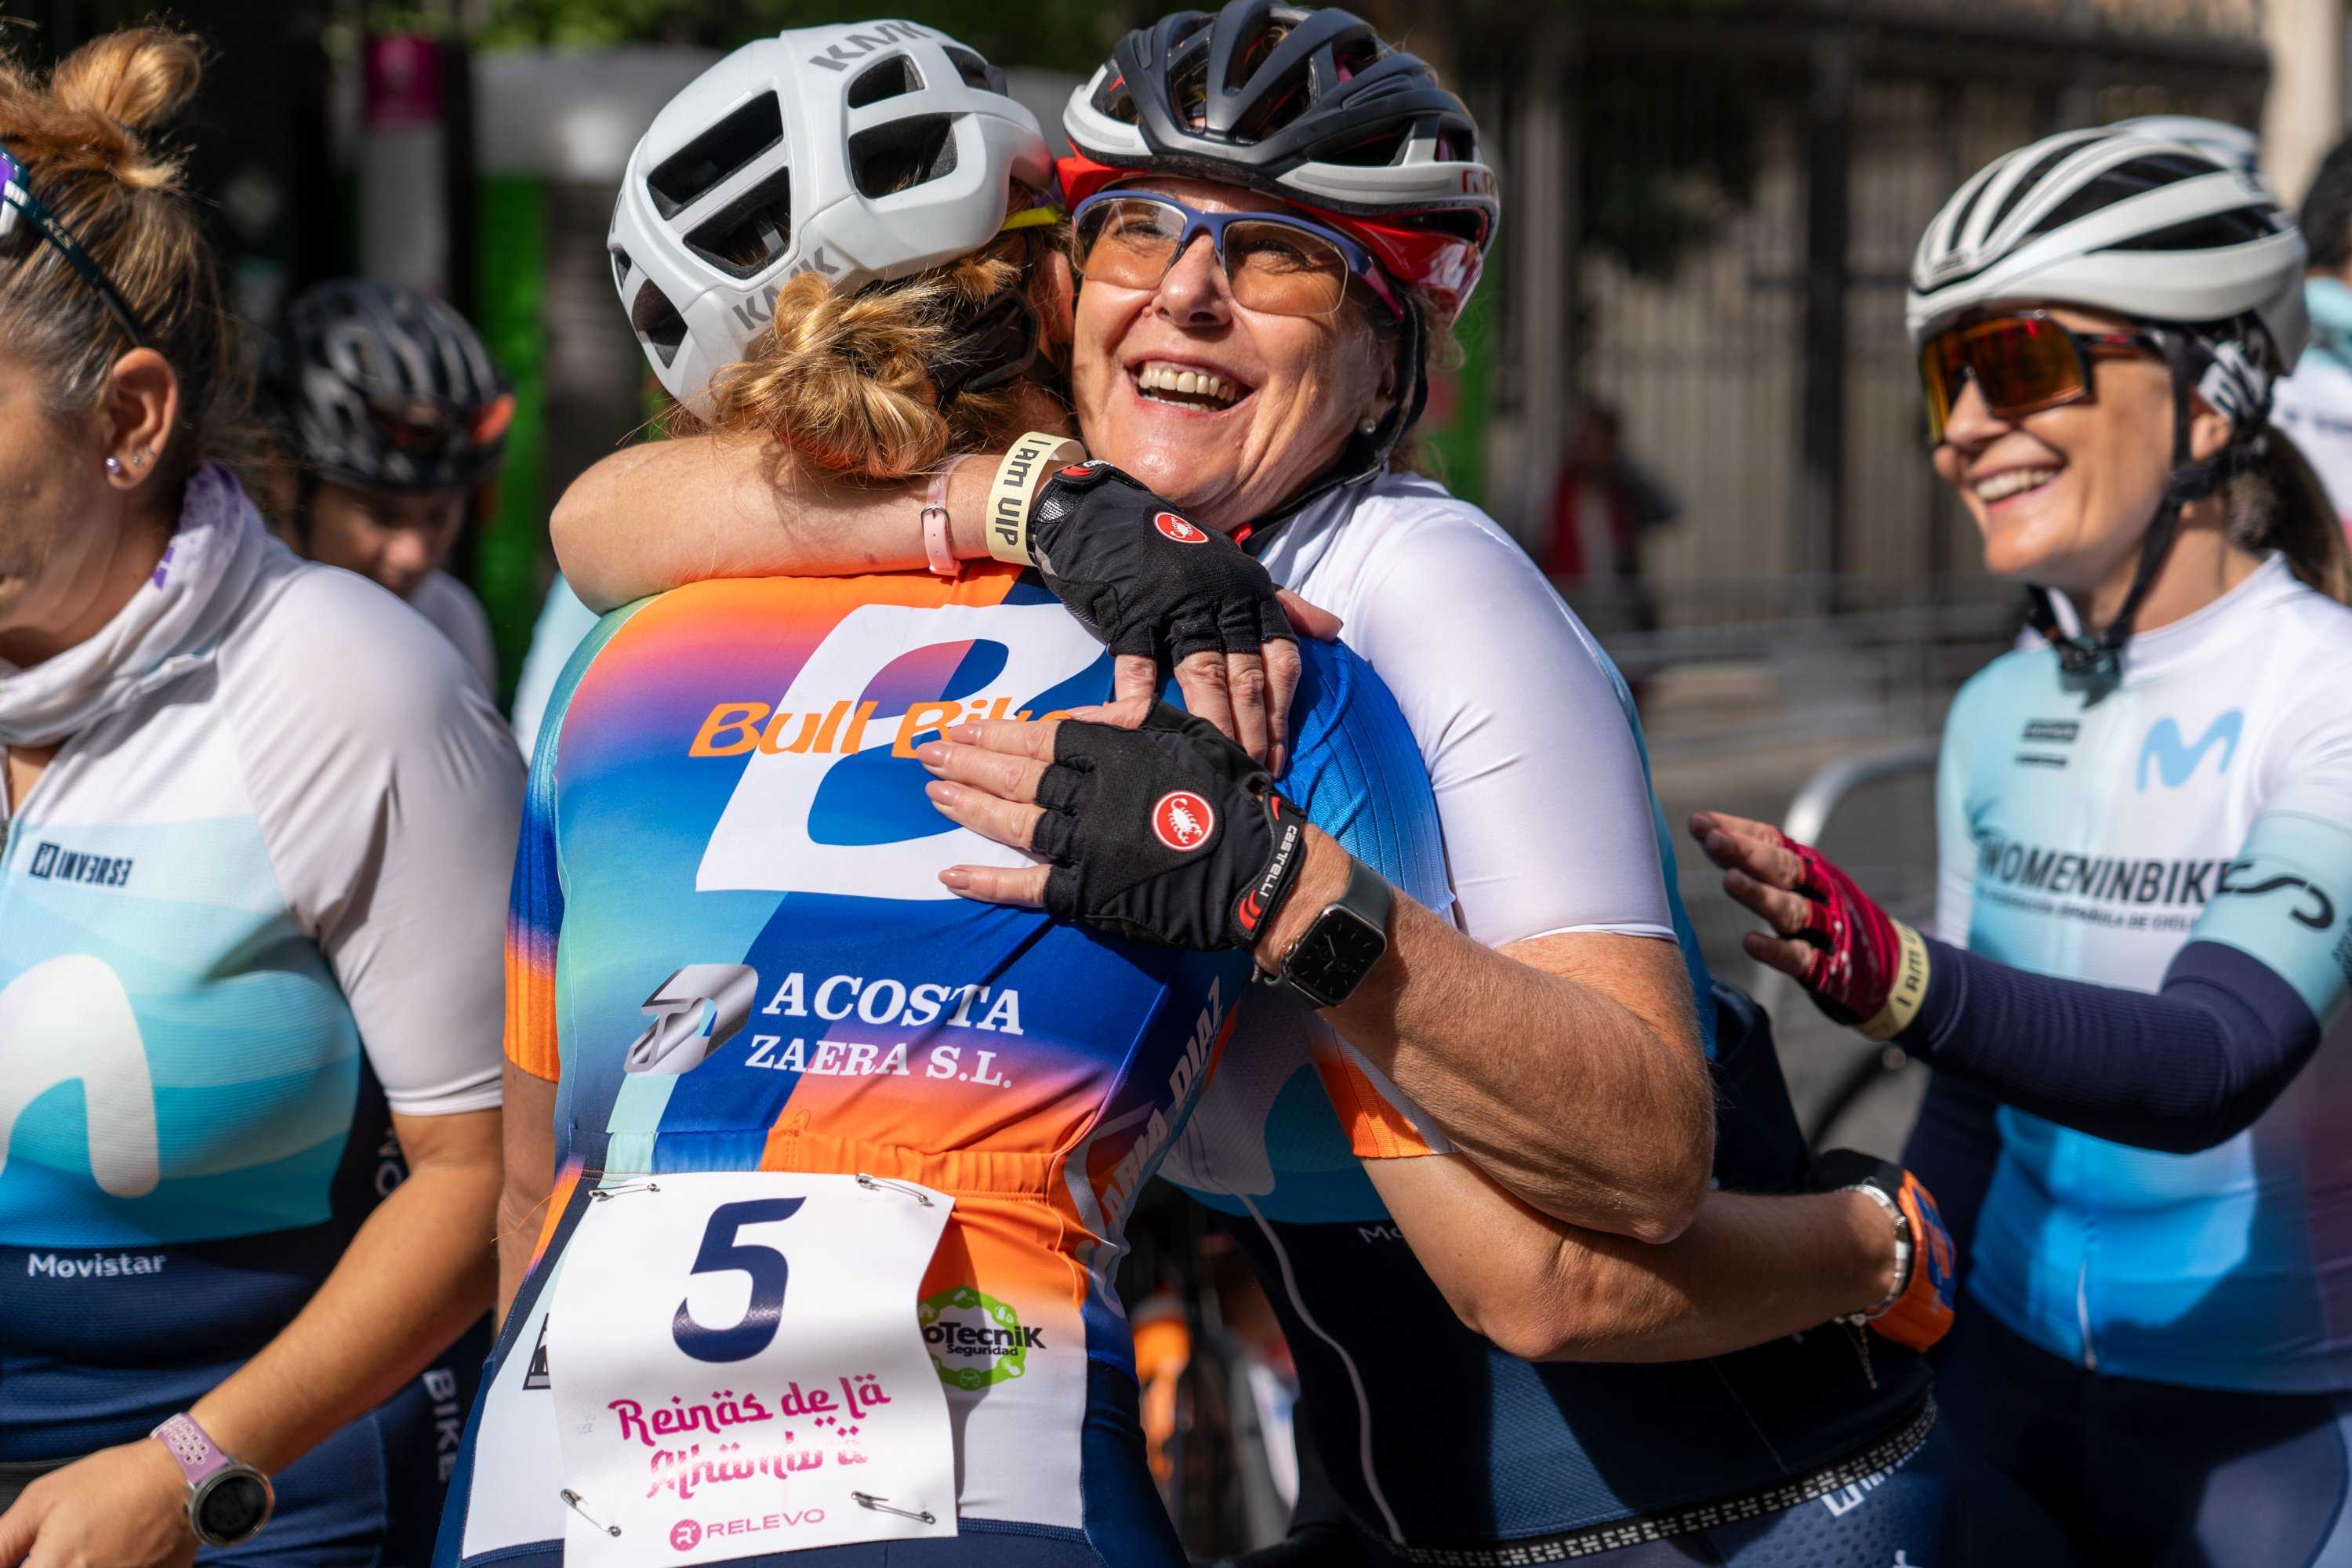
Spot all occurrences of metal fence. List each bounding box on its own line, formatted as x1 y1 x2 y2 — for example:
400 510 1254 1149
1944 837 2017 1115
1466 0 2270 631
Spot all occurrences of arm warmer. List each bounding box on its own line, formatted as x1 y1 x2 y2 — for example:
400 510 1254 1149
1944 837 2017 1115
1897 937 2321 1154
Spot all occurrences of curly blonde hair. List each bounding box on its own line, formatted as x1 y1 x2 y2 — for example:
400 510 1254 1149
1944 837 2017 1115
699 225 1069 481
0 26 248 481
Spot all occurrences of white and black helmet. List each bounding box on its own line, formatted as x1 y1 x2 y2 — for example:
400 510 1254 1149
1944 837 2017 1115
265 279 513 493
1907 126 2307 368
1062 2 1496 318
608 19 1056 411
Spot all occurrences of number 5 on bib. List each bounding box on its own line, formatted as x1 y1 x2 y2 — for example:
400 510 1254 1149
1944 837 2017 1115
547 1171 957 1563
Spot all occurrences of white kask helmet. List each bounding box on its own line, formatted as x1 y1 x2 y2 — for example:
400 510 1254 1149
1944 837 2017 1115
608 20 1056 409
1906 126 2307 367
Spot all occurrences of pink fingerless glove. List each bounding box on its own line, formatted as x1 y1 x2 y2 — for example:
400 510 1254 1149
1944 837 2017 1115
1784 837 1931 1040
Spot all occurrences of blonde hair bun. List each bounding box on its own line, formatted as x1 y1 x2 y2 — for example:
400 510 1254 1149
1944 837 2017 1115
7 27 201 190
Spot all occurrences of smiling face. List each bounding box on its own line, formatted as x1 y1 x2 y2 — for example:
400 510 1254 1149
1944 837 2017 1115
1929 304 2231 600
1070 177 1399 535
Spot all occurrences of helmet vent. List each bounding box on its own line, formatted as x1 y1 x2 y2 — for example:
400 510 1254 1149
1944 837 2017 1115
1091 71 1140 125
630 281 689 367
942 47 1000 93
849 114 959 198
685 168 795 278
610 245 633 292
847 55 923 109
1316 124 1415 168
647 92 784 220
2024 154 2205 241
2107 209 2280 254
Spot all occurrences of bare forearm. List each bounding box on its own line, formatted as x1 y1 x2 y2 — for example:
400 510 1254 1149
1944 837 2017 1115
1374 1154 1889 1363
1267 833 1713 1237
496 1180 548 1323
191 1158 497 1475
552 436 998 610
1523 1190 1891 1362
498 1062 559 1322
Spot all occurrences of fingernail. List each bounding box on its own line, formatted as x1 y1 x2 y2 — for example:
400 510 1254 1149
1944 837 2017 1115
916 742 949 768
925 781 962 805
1068 703 1108 720
945 724 982 743
939 868 972 890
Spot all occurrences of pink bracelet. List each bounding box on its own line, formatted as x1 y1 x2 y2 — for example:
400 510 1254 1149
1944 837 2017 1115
923 456 977 578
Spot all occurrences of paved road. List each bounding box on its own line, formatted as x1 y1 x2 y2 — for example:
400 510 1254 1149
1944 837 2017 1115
1646 719 1943 1161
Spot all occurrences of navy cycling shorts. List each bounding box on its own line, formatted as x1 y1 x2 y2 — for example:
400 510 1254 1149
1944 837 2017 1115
1940 1310 2352 1567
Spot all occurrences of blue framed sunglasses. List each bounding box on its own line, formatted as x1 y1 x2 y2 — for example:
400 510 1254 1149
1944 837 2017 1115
1 146 152 347
1071 189 1402 321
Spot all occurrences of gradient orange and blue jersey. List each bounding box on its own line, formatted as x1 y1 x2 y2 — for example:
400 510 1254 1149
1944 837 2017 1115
475 565 1434 1560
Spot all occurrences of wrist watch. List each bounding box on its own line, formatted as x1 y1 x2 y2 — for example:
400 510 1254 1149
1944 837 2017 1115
1260 854 1393 1009
151 1413 273 1547
1846 1181 1916 1322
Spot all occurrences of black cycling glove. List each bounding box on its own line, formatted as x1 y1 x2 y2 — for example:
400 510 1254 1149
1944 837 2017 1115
1028 460 1294 666
1035 702 1307 950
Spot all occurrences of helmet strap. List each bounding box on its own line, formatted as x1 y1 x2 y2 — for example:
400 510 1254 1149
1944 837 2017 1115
2028 332 2225 684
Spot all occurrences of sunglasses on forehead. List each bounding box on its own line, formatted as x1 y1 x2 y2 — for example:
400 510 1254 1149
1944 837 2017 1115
1918 311 2165 444
0 146 152 347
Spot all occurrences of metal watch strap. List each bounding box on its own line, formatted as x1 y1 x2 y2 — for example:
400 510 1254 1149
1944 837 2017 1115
1846 1181 1915 1322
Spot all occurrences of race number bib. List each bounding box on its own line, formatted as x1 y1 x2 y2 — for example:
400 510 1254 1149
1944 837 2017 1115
547 1171 956 1563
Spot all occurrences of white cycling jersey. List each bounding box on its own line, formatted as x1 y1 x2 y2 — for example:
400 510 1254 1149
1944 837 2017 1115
410 567 499 693
1939 553 2352 1390
1163 468 1708 1202
1252 470 1679 949
0 464 520 1448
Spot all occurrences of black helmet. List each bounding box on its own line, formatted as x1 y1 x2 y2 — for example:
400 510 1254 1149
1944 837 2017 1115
266 279 513 492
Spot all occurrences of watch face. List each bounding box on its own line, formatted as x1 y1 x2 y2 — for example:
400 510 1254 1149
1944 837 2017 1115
1293 909 1385 1005
198 1472 271 1542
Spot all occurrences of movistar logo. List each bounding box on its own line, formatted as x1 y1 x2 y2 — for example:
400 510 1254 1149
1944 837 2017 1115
0 955 158 1199
2138 710 2242 791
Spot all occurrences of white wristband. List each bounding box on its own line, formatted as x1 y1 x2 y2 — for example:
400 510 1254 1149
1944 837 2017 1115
984 431 1086 565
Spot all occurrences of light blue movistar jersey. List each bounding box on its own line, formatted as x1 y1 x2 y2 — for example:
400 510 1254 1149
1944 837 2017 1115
1939 554 2352 1392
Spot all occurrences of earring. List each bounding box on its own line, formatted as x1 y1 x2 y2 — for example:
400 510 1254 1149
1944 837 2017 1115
1358 417 1380 436
104 456 122 474
132 450 151 469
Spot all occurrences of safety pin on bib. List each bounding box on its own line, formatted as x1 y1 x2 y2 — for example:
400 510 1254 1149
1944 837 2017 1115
561 1488 622 1537
855 1173 935 1207
590 1180 660 1203
851 1490 937 1524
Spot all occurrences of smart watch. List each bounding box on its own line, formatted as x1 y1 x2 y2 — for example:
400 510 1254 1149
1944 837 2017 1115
151 1412 273 1547
1261 855 1392 1009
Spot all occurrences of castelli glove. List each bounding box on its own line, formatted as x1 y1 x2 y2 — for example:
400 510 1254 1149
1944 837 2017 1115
1783 837 1931 1041
1809 1149 1957 1354
1028 460 1295 666
1035 702 1306 949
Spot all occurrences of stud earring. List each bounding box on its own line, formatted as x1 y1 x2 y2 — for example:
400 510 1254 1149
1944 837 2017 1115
105 456 122 474
132 450 151 469
1358 417 1379 436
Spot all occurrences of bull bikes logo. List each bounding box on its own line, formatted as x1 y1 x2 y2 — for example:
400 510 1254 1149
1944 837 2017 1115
919 1287 1043 1390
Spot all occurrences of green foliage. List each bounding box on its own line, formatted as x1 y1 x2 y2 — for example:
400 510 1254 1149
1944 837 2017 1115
386 0 1138 75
